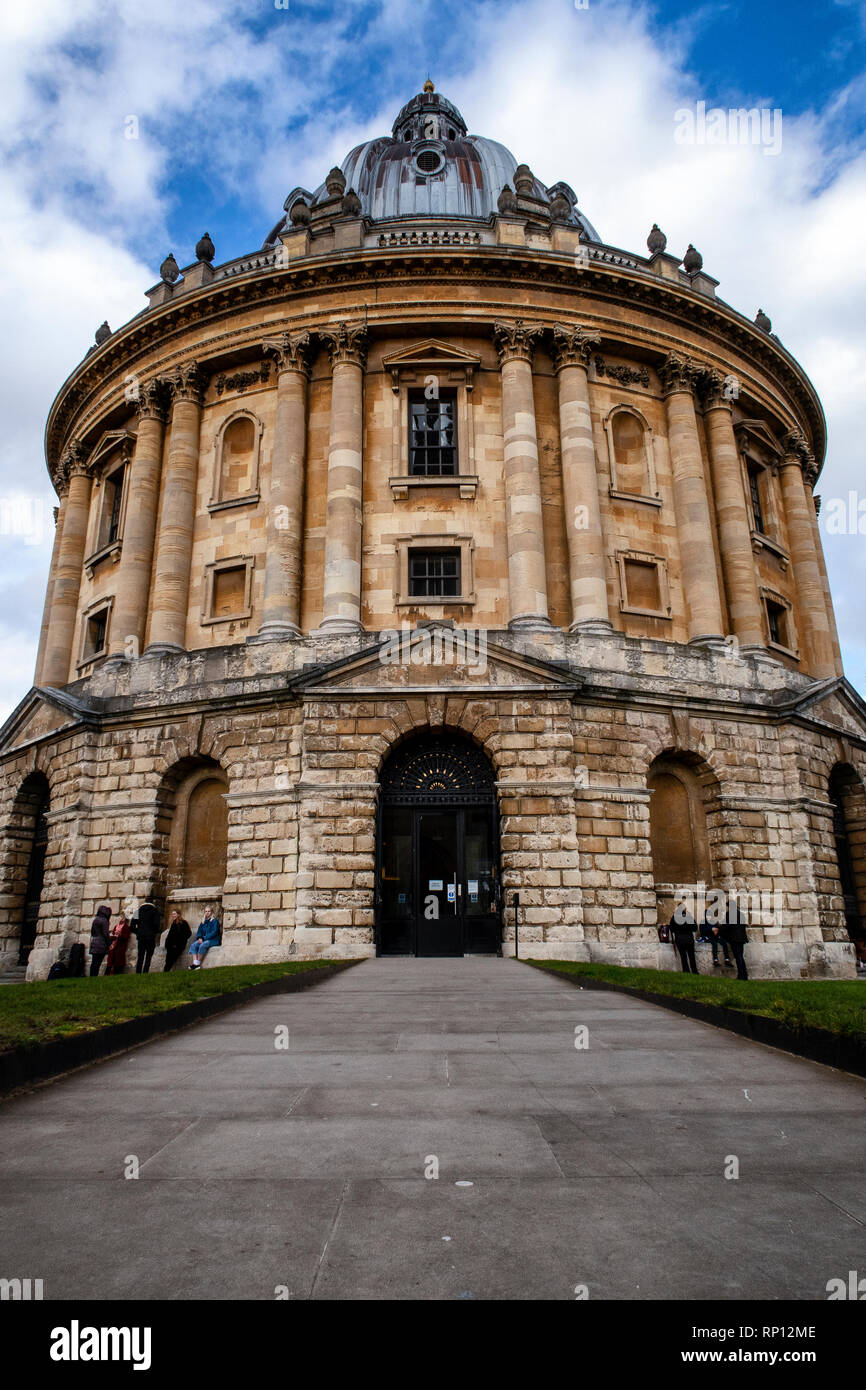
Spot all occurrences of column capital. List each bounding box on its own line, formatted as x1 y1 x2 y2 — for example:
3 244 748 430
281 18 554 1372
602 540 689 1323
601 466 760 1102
782 427 818 483
135 377 170 423
262 330 312 377
60 440 92 483
319 321 368 368
493 318 544 365
695 366 734 412
659 351 699 397
168 360 205 407
551 322 601 371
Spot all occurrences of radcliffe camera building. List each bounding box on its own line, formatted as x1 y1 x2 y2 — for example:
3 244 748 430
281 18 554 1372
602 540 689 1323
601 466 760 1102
2 83 864 978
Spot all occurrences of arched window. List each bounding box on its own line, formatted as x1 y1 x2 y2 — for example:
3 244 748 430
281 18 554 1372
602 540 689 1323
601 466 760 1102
210 411 263 508
605 406 657 500
828 764 866 939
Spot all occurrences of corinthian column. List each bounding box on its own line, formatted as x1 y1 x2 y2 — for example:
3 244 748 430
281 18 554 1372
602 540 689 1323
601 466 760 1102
808 492 844 676
552 323 610 631
779 430 837 679
698 370 764 650
41 444 93 688
494 319 551 629
661 353 724 644
107 379 168 660
34 487 67 685
146 362 204 653
316 323 367 633
259 331 311 637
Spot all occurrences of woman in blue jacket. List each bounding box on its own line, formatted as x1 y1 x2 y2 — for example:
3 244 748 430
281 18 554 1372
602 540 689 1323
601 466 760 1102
188 907 221 970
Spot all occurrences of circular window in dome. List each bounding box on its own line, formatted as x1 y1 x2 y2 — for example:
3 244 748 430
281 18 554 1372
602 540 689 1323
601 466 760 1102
415 148 444 176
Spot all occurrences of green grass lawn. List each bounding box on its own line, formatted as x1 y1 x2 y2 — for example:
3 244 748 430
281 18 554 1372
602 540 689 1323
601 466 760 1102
0 961 341 1052
525 960 866 1044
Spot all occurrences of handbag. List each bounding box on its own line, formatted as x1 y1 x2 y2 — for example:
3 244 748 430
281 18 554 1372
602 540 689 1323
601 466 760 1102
657 924 670 944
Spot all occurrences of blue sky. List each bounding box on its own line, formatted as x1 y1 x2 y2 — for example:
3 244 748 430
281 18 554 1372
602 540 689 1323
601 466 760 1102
0 0 864 718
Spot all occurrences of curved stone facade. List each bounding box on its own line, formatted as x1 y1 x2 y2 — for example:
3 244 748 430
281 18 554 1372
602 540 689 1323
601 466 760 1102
2 85 864 979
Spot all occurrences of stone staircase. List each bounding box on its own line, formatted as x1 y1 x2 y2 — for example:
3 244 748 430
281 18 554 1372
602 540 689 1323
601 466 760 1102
0 966 28 985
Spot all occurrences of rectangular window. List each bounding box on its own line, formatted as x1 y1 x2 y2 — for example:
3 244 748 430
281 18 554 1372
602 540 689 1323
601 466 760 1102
408 549 461 598
212 565 247 618
409 391 457 476
95 464 126 551
84 608 108 661
748 464 765 534
766 598 788 648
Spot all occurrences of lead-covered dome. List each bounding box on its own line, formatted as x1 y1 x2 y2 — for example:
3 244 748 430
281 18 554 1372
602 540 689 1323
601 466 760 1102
264 82 600 244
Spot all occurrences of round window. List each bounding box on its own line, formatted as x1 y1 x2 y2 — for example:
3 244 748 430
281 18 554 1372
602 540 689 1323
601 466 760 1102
415 149 443 175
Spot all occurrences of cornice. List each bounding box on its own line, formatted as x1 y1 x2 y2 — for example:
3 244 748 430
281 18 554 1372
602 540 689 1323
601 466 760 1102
44 247 826 477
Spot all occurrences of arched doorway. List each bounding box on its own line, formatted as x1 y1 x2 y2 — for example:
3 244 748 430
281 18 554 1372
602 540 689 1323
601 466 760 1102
647 754 715 924
376 731 501 957
14 772 50 967
156 758 229 938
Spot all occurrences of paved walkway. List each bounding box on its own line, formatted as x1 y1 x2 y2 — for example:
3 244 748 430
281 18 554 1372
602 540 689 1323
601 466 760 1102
0 959 863 1300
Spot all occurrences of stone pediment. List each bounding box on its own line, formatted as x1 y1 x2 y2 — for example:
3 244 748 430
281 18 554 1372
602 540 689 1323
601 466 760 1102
382 339 482 370
290 629 580 696
734 418 783 461
783 678 866 742
0 686 96 755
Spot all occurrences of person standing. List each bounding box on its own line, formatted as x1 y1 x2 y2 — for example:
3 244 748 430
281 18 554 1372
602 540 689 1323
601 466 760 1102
714 899 749 980
670 900 699 974
132 898 161 974
88 904 112 977
105 911 132 975
163 908 191 971
188 906 221 970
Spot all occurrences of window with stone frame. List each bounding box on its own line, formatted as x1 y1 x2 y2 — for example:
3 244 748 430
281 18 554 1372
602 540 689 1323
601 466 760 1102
81 603 111 664
408 390 458 476
747 461 766 535
605 406 659 503
616 550 671 618
209 411 263 511
97 463 126 550
408 548 461 598
764 594 793 652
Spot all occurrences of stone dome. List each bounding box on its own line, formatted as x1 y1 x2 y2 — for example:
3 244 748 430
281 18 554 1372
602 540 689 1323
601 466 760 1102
264 84 600 244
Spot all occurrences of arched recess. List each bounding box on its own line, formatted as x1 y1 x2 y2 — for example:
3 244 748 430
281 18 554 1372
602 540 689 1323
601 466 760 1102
647 752 719 924
828 763 866 941
376 728 501 958
1 771 51 967
605 404 657 499
154 757 229 936
210 410 263 506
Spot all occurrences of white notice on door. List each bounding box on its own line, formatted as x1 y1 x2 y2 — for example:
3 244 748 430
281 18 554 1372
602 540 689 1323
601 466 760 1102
447 884 456 902
429 879 443 891
468 880 479 894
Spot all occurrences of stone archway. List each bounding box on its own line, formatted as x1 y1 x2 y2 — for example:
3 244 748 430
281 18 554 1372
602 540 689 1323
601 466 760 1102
647 752 719 928
376 729 501 957
0 771 51 971
828 763 866 947
155 757 229 945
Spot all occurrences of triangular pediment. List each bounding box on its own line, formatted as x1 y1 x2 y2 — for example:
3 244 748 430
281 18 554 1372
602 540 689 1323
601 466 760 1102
290 628 580 695
382 339 482 370
87 428 135 472
781 677 866 742
0 686 97 755
733 418 783 461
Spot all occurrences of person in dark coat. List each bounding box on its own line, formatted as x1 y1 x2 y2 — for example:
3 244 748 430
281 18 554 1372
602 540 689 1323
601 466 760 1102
105 912 132 974
713 900 749 980
163 908 191 971
88 904 112 976
132 899 161 974
670 901 699 973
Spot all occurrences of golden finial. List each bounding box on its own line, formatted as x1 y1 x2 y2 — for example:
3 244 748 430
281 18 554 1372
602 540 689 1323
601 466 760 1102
423 77 435 93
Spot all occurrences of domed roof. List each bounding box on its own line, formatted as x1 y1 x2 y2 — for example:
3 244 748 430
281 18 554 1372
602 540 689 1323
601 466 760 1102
263 84 600 245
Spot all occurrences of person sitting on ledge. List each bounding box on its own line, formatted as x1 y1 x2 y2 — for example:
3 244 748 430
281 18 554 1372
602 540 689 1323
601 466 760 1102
188 906 221 970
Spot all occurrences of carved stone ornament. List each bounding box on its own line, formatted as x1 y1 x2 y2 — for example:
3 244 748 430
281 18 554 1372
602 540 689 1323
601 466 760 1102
195 231 215 264
214 361 273 396
289 198 311 227
493 318 545 365
159 252 180 284
137 377 169 421
755 308 772 333
683 244 703 274
659 352 698 396
548 193 571 224
341 187 362 218
513 164 534 196
94 321 112 345
319 321 368 368
695 366 728 410
261 331 311 377
551 322 601 370
325 166 347 197
647 224 667 254
61 440 90 483
497 183 518 215
170 360 205 405
593 353 650 388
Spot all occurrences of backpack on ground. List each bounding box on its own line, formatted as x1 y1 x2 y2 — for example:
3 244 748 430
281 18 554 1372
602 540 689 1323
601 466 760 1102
47 960 68 980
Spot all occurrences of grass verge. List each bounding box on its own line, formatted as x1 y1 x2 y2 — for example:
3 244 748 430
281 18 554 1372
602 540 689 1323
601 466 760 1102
525 960 866 1045
0 962 338 1051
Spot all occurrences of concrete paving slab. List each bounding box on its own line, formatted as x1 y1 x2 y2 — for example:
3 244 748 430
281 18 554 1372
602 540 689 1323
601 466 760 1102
0 957 861 1300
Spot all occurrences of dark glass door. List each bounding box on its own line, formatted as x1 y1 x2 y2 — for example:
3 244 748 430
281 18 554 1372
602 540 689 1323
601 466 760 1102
416 810 462 955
